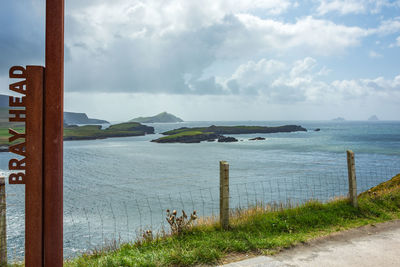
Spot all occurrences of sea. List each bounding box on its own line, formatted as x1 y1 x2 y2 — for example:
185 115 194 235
1 120 400 260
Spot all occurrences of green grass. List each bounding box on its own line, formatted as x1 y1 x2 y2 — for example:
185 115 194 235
63 123 148 140
0 127 25 146
63 125 103 138
64 174 400 267
162 126 264 135
0 108 25 146
158 131 212 140
106 122 142 131
162 125 305 136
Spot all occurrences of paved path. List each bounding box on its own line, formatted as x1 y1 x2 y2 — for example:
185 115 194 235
220 220 400 267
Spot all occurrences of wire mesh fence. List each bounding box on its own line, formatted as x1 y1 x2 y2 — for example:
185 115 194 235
2 163 400 261
61 165 399 258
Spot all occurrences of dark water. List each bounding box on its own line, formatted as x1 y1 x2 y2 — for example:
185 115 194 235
1 120 399 259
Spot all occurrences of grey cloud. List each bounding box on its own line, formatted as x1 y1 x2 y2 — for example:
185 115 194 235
0 1 45 73
226 83 260 96
270 86 307 103
64 14 243 95
188 77 224 95
226 79 239 94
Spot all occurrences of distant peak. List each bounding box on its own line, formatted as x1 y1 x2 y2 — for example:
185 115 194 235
368 115 379 121
130 112 183 123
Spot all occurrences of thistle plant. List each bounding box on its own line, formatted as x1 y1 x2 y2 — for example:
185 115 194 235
166 209 197 234
142 229 153 242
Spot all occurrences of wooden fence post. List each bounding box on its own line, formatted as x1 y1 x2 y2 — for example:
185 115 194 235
347 150 358 208
220 161 229 230
0 176 6 265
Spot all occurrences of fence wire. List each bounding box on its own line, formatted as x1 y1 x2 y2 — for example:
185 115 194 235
0 192 6 263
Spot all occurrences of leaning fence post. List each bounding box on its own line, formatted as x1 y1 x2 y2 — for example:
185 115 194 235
347 150 358 208
220 161 229 230
0 176 6 264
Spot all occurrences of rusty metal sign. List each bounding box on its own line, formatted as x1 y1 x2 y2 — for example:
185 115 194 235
7 0 64 266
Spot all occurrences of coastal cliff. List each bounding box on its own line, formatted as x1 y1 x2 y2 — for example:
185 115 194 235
64 111 109 125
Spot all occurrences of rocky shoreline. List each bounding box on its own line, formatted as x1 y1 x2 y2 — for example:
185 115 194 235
151 133 220 143
162 125 307 136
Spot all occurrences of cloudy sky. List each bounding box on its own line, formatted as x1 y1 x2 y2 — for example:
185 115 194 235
1 0 400 121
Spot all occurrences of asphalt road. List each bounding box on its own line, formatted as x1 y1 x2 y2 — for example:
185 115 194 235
220 220 400 267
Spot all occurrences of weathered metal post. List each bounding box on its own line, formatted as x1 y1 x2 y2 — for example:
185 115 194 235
0 177 6 265
220 161 230 230
8 65 45 266
44 0 64 266
347 150 358 208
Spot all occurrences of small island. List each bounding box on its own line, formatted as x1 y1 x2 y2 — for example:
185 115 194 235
249 137 266 141
368 115 379 121
130 112 183 123
332 117 346 122
151 125 307 143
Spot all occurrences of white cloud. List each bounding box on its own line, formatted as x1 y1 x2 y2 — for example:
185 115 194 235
224 57 324 102
67 0 295 41
290 57 317 77
223 57 400 105
331 75 400 100
316 0 366 15
388 36 400 47
316 0 400 16
373 18 400 35
225 58 286 95
234 15 367 55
